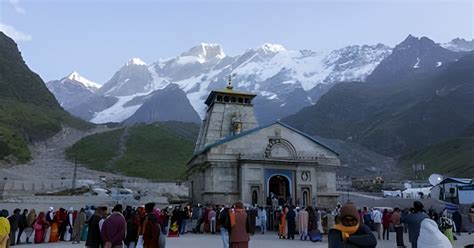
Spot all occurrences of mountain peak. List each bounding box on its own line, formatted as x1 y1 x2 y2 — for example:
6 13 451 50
441 38 474 52
65 71 100 89
397 35 436 50
258 43 286 54
67 71 81 80
126 58 147 66
181 43 226 63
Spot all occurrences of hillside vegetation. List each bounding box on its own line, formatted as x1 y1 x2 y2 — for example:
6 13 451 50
0 32 91 162
399 125 474 178
66 122 199 180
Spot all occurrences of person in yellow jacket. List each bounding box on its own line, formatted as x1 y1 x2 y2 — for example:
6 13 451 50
0 209 11 248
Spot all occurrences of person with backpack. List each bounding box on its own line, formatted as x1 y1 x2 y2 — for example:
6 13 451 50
438 210 455 245
142 202 163 248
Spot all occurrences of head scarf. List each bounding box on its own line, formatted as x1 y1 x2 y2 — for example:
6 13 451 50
332 203 360 240
418 218 452 248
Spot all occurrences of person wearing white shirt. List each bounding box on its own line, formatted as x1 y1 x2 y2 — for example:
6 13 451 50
371 208 382 240
258 207 267 234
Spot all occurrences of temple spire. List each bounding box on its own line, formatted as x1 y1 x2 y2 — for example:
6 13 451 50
226 73 234 90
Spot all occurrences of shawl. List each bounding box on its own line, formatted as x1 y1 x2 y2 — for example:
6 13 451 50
230 209 244 227
332 224 359 241
418 218 452 248
27 211 36 227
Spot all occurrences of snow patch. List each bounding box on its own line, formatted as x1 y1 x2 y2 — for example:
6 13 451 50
90 92 150 123
413 57 420 69
259 43 287 53
260 91 278 100
66 71 101 89
126 58 146 66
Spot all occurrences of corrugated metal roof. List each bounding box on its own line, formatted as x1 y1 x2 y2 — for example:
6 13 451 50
440 177 473 185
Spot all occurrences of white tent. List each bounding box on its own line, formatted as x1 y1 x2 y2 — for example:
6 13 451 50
402 187 431 198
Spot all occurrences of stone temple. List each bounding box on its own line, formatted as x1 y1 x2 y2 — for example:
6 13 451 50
186 79 340 209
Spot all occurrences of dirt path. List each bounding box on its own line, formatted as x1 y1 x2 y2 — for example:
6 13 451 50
105 126 130 171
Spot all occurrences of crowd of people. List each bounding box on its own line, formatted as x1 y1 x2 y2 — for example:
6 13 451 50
327 200 471 248
0 203 167 248
0 200 472 248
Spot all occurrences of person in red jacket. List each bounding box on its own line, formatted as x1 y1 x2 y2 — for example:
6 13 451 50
382 209 392 240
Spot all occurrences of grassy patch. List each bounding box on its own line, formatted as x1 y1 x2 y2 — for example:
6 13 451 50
399 137 474 178
66 128 124 171
66 123 196 180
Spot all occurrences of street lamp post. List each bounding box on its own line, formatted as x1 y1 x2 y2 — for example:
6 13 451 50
72 154 78 195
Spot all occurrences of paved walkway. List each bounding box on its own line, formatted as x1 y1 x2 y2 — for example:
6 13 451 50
14 231 474 248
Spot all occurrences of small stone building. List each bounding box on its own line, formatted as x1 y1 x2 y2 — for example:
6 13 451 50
186 82 340 208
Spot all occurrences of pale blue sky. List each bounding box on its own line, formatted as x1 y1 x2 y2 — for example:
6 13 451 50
0 0 472 83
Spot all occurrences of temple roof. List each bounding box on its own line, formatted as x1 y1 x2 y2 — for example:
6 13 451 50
191 121 339 159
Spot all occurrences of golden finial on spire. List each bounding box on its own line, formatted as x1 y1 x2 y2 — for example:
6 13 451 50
226 72 234 90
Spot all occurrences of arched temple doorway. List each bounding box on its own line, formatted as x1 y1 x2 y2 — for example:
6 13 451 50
269 175 291 203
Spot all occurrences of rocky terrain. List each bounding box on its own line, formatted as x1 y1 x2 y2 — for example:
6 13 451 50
0 125 188 205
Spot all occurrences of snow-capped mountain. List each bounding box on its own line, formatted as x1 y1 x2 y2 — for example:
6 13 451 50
441 38 474 52
47 42 393 124
46 72 117 121
98 58 152 96
93 42 391 124
46 71 100 107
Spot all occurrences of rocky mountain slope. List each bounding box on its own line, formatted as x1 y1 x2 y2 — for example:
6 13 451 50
441 38 474 52
283 36 472 157
0 32 91 162
123 84 201 125
399 123 474 178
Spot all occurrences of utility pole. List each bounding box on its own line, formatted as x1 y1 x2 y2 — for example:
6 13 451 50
347 184 351 202
72 154 77 195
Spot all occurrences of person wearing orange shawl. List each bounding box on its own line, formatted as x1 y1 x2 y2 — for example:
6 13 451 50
277 207 286 239
229 202 250 248
328 202 377 248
